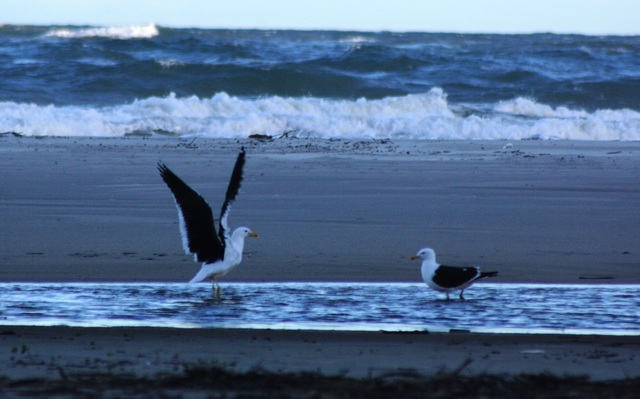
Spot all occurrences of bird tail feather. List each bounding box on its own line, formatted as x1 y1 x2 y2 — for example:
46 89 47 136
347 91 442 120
189 266 212 283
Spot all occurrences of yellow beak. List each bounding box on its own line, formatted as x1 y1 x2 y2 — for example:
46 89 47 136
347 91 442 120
410 255 419 261
248 231 259 238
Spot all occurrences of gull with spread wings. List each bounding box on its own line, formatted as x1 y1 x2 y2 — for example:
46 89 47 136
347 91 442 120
158 147 258 298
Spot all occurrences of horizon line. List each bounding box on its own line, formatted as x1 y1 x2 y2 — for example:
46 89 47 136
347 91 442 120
2 21 639 37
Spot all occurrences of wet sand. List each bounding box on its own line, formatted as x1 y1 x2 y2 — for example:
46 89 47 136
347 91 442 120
2 326 639 380
1 326 639 397
1 135 639 283
1 135 640 394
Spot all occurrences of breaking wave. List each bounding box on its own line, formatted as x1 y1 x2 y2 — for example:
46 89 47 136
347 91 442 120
2 88 639 140
44 23 159 40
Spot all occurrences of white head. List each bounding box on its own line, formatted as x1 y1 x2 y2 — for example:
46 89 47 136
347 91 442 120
226 227 258 257
410 247 437 263
231 227 259 240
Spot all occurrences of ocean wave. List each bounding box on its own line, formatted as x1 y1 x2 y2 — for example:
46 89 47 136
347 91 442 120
1 89 639 140
494 97 591 118
3 29 639 112
44 23 159 40
494 97 640 122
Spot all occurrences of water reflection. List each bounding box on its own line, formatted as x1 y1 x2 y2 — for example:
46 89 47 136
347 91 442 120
0 283 638 335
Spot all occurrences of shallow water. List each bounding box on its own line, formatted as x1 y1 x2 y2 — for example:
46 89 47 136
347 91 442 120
0 283 638 335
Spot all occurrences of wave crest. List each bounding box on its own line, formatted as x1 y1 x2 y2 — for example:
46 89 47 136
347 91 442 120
44 23 159 40
2 89 639 140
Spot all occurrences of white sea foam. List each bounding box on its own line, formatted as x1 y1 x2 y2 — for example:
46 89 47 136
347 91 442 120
494 97 591 119
156 59 184 68
339 35 376 44
1 88 639 140
44 23 159 40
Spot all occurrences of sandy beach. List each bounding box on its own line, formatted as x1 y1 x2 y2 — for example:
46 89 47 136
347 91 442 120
3 326 640 380
1 135 639 396
1 326 639 397
2 135 639 283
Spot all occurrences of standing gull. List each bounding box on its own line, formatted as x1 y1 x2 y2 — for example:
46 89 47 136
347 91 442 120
158 147 258 297
411 247 497 300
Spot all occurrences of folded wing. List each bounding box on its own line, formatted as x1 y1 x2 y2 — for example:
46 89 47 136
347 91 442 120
433 265 481 288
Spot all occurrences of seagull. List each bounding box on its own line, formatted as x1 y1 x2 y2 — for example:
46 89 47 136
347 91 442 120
158 147 258 298
411 247 498 300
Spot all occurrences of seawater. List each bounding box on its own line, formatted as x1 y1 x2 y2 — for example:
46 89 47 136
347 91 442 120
1 283 638 335
1 24 639 140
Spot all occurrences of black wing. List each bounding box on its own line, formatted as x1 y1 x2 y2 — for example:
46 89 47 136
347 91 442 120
218 147 246 244
432 265 481 288
158 163 224 263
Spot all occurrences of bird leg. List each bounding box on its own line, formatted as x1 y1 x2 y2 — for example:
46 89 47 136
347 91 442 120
459 290 466 300
211 275 221 299
445 292 450 301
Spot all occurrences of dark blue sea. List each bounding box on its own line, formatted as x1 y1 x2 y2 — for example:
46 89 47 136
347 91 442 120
1 23 639 139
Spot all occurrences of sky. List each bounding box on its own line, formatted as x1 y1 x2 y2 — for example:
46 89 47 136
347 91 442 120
2 0 639 35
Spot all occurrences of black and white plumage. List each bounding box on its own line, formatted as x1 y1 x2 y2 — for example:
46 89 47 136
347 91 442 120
158 147 257 296
411 247 497 300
